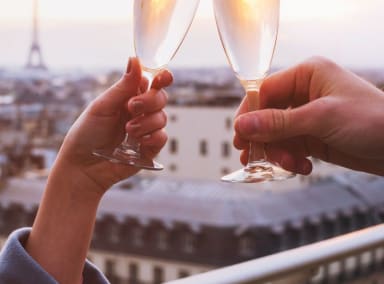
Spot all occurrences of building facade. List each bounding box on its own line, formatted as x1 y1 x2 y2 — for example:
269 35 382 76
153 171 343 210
1 173 384 283
156 106 241 181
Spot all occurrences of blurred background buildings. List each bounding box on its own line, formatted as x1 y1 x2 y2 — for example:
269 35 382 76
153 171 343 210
1 0 384 283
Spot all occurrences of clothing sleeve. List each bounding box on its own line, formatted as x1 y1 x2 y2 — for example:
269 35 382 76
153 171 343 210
0 228 109 284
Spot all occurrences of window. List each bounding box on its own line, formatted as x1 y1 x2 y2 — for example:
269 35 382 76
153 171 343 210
156 230 168 250
129 263 139 284
0 211 5 231
170 114 177 122
105 259 119 283
153 266 164 284
222 142 230 158
354 212 367 229
321 218 336 240
105 259 115 275
238 235 255 257
221 167 230 175
178 270 190 279
181 233 196 254
169 164 177 172
200 140 208 156
132 227 143 247
108 223 120 244
340 215 352 233
282 227 300 249
301 222 318 245
225 117 232 130
169 138 178 154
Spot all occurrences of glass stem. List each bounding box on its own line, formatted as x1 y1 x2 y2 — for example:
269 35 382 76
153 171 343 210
119 69 157 157
243 80 266 167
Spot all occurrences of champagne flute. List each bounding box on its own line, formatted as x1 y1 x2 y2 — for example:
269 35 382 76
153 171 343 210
94 0 199 170
214 0 295 183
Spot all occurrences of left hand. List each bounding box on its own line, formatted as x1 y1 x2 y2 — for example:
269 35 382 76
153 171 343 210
52 57 173 195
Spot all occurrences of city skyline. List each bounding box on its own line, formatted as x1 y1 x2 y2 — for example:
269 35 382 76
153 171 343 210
1 0 384 70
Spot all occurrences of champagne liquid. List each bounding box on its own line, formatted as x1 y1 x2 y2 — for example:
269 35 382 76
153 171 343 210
213 0 279 82
134 0 199 70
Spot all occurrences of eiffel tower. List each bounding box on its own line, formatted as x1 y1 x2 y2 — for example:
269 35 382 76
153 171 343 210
25 0 47 70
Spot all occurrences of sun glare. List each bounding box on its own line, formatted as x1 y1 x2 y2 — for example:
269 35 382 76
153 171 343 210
281 0 358 22
0 0 360 25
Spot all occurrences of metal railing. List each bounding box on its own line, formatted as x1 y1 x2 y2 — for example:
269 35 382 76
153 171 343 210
166 224 384 284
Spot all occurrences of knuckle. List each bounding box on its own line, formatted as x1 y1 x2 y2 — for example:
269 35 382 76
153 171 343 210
159 110 167 125
267 109 288 140
309 97 339 136
312 97 338 117
306 56 339 73
161 131 168 144
155 130 168 147
233 136 242 150
159 90 168 106
307 56 332 66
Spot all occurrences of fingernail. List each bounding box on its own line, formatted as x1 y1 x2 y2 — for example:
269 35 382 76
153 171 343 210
126 57 133 74
299 161 312 175
150 74 162 89
238 115 260 135
142 134 151 140
132 100 144 115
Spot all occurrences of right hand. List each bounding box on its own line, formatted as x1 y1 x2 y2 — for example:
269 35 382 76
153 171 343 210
234 57 384 176
52 58 173 195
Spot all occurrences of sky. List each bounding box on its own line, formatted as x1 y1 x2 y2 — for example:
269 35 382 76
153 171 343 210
1 0 384 70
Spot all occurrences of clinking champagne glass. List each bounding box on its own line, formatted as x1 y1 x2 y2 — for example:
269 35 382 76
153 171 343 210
214 0 295 183
93 0 199 170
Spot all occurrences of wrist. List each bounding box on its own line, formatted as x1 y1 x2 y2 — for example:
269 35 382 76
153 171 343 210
27 160 103 284
48 159 107 202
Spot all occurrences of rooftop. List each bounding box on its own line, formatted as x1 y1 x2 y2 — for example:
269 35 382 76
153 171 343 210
2 172 383 232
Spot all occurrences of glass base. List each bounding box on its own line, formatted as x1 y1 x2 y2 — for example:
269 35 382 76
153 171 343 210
92 148 163 171
221 161 295 183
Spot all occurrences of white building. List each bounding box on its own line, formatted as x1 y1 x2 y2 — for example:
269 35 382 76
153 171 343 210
156 105 242 181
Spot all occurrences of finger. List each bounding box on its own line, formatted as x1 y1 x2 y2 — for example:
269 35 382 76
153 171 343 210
151 69 173 90
90 57 142 116
260 57 342 109
139 77 149 94
259 58 318 109
140 129 168 158
128 89 168 117
233 134 248 150
240 145 312 175
266 138 311 161
265 144 312 175
234 101 329 143
240 149 249 166
126 111 167 138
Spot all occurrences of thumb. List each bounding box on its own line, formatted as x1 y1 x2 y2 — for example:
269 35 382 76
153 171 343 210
235 104 320 142
90 57 142 116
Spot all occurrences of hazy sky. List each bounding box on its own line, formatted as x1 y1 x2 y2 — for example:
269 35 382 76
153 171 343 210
1 0 384 70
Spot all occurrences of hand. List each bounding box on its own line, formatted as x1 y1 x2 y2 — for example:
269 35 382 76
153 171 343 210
53 57 173 195
26 57 173 284
234 57 384 176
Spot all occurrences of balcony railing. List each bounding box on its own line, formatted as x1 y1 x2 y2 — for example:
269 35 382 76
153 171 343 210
166 224 384 284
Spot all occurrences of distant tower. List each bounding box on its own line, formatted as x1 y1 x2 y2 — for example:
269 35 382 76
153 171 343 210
25 0 47 70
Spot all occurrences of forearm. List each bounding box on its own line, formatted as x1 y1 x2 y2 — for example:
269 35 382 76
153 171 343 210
26 162 103 284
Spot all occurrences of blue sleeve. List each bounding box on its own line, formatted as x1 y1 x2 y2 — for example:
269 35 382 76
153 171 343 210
0 228 109 284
